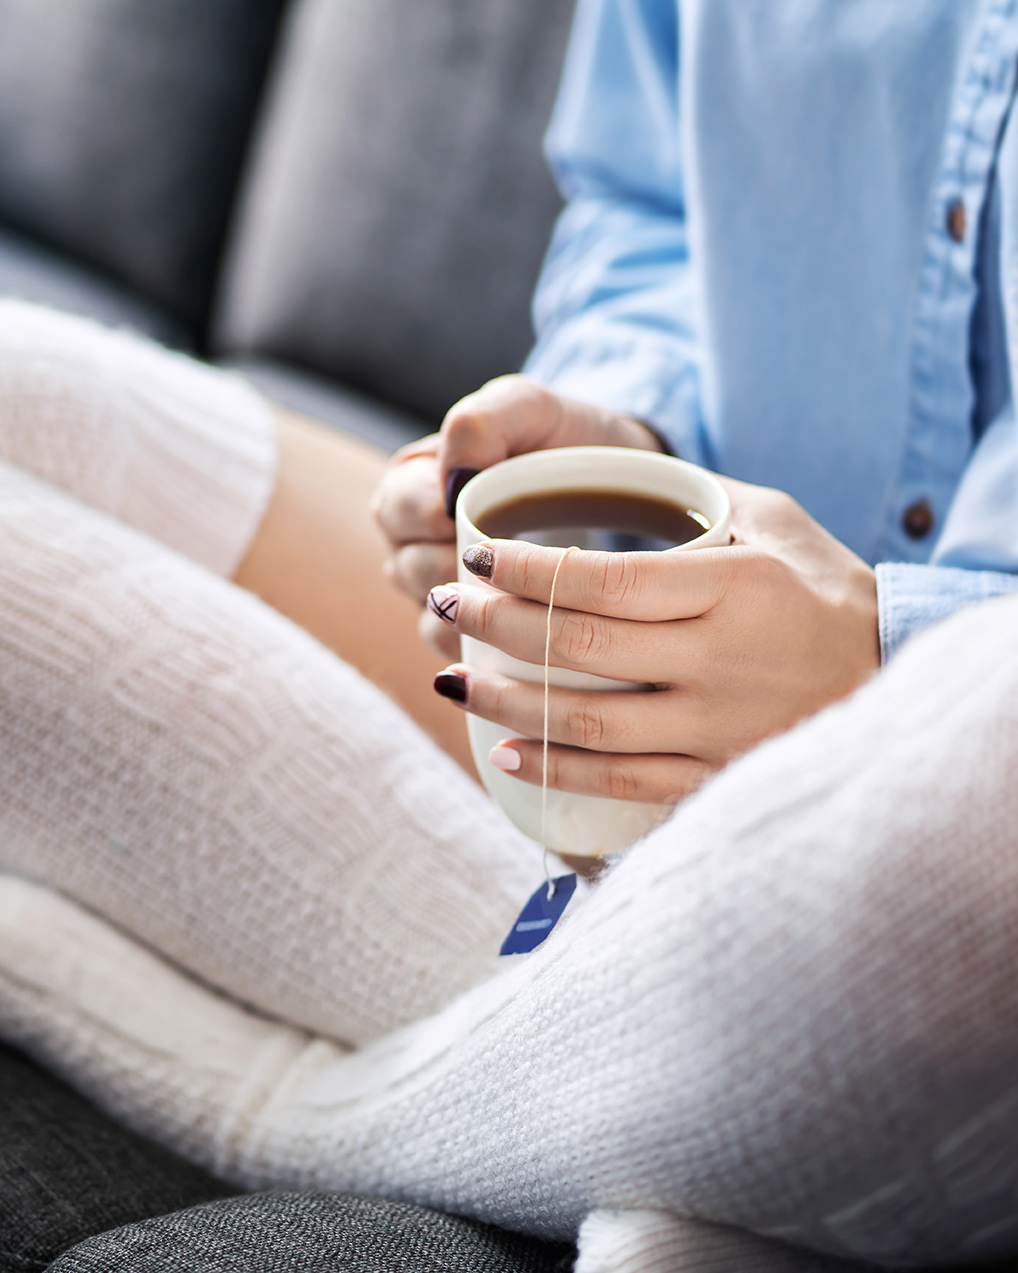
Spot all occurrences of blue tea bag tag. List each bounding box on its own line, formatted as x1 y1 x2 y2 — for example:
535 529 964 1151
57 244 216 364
499 874 577 956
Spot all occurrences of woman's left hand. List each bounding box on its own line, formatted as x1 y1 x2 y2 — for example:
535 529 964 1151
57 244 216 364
425 477 880 804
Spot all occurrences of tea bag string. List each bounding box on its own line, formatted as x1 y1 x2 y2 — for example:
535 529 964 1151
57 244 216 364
542 545 579 896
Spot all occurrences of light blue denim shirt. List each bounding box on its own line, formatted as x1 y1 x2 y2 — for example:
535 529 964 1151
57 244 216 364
524 0 1018 660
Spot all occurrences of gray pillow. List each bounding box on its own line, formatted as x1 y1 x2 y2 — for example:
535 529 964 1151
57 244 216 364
213 0 575 423
0 0 286 330
0 226 188 346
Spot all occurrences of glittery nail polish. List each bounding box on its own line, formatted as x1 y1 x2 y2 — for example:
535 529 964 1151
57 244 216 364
462 544 493 578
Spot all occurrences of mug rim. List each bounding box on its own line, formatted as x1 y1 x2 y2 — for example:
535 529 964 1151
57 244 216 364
457 445 731 548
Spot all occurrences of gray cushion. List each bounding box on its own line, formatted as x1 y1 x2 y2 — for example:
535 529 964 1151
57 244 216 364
0 0 286 331
222 354 425 453
0 227 188 346
0 1044 231 1273
48 1190 574 1273
213 0 575 423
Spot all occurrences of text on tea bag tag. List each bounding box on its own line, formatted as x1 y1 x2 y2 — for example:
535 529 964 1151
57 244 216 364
500 546 579 956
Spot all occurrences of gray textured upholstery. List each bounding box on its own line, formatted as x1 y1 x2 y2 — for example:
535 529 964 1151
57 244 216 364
213 0 575 423
0 228 187 347
48 1191 573 1272
0 0 285 331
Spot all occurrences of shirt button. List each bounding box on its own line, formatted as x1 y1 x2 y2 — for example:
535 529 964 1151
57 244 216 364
946 198 966 243
902 498 935 540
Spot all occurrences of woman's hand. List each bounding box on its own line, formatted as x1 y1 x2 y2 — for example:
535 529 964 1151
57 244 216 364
427 477 880 803
370 376 662 657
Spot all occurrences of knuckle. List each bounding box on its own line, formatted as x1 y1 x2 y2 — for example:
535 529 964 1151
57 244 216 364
759 486 802 523
555 610 606 666
390 548 420 599
399 545 451 601
386 483 448 542
601 761 639 801
486 677 518 730
516 548 540 597
472 591 502 644
441 404 489 448
566 700 608 750
595 551 643 610
426 499 454 537
745 549 792 596
545 747 566 791
387 485 420 535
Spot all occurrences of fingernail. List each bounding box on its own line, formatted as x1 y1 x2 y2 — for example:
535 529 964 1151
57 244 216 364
463 544 493 578
433 669 468 703
445 467 480 519
427 584 460 625
489 744 522 772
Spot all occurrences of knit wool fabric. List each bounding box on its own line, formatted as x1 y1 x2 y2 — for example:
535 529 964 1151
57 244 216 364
0 297 275 577
2 532 1018 1266
0 459 545 1046
572 1212 869 1273
1 303 1018 1272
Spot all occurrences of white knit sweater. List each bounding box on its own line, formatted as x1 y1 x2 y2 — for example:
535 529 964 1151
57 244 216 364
0 300 1017 1273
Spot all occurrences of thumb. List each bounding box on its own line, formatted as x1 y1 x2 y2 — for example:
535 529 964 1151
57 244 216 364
438 375 648 517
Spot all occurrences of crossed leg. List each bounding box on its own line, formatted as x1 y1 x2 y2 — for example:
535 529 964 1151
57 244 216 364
4 302 1018 1270
0 300 537 1045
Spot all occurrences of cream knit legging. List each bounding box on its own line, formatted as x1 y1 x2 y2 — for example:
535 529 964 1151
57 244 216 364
1 301 1017 1273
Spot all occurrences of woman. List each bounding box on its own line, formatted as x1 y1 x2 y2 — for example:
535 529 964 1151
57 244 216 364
3 1 1018 1268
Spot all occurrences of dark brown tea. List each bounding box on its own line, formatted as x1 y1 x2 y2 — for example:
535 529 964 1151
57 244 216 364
477 488 709 551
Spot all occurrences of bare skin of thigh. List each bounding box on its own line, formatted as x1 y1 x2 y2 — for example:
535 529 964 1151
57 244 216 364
233 408 476 779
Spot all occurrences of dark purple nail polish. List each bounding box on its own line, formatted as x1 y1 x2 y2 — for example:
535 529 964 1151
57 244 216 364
433 670 468 703
445 467 480 519
427 585 459 624
462 544 493 578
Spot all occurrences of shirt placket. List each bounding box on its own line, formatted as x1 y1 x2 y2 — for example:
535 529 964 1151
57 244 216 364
876 0 1018 564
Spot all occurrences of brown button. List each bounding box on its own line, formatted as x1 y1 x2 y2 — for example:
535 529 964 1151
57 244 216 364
902 498 935 540
946 198 966 243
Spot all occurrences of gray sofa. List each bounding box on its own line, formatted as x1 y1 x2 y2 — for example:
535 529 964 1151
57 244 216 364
0 1 575 1268
0 0 574 450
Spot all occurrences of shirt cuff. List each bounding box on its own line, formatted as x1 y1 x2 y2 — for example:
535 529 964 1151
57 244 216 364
875 562 1018 662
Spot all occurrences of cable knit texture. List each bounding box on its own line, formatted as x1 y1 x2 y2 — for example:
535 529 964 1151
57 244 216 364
0 461 542 1045
0 297 275 576
573 1211 870 1273
0 303 1017 1273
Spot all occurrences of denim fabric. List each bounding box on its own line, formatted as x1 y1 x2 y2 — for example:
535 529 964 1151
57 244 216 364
525 0 1018 657
0 1045 231 1273
48 1192 575 1273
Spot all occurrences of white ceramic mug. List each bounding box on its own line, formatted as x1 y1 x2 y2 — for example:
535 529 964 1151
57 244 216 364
456 446 731 856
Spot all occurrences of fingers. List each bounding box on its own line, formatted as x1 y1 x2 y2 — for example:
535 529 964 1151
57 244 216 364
426 581 686 682
438 375 662 498
462 539 737 622
488 737 713 805
372 452 451 547
434 665 705 755
438 377 579 486
418 607 460 660
388 542 458 604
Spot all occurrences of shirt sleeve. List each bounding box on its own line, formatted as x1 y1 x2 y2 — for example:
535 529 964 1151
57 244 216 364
523 0 709 465
876 562 1018 662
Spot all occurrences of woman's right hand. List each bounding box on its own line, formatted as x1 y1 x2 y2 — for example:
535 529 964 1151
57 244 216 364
370 375 663 655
